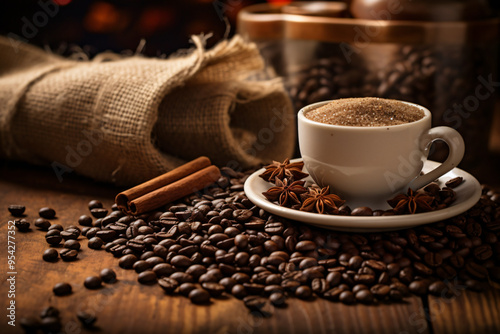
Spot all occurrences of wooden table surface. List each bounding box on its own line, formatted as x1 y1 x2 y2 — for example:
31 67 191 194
1 160 500 334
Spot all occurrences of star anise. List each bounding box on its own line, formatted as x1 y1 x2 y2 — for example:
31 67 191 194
259 158 309 183
262 178 307 207
387 188 435 214
300 186 345 214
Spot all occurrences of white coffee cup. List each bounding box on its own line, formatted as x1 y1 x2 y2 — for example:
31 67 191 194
298 99 465 207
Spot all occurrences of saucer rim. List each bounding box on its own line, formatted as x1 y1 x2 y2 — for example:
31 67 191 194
243 159 482 231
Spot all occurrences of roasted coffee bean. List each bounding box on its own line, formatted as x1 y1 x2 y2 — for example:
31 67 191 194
60 248 78 261
77 311 97 327
78 214 93 227
14 219 30 232
90 208 108 218
445 177 463 189
409 280 430 295
243 295 270 313
63 239 81 250
170 272 194 284
137 270 157 284
295 285 312 299
269 292 287 307
84 276 102 289
39 207 56 219
189 288 211 304
158 277 179 294
88 200 103 210
473 244 493 261
48 224 63 231
88 237 104 250
428 281 447 296
45 229 62 245
232 284 247 299
153 263 175 277
449 254 465 268
311 278 329 295
34 218 51 230
178 282 197 296
355 289 374 304
295 240 316 252
20 316 41 332
100 268 117 283
133 260 151 273
370 284 390 299
42 248 58 262
339 290 355 304
8 204 25 217
119 254 138 269
424 252 443 267
53 282 72 296
465 261 488 279
95 230 117 242
202 282 226 297
171 255 192 267
351 207 373 216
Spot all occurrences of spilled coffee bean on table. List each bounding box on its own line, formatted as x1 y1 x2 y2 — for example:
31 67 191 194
9 165 500 323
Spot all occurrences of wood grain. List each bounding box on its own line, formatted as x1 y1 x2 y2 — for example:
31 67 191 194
0 160 496 334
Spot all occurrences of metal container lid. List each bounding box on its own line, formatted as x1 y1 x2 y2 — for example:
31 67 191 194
237 2 499 45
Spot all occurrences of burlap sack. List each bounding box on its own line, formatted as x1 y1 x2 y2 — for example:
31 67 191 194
0 35 295 185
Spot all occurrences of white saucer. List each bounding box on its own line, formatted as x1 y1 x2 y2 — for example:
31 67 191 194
244 159 482 232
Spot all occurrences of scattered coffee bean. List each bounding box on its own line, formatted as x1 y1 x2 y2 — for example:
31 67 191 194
78 214 93 226
158 277 179 294
100 268 117 283
8 204 25 217
119 254 138 269
14 219 30 232
40 316 62 333
39 207 56 219
59 248 78 261
295 285 312 300
42 248 59 262
189 288 211 304
53 282 72 296
90 208 108 218
88 237 104 250
45 229 62 245
137 270 157 284
84 276 102 289
34 218 51 230
446 177 463 189
64 239 81 250
88 200 103 210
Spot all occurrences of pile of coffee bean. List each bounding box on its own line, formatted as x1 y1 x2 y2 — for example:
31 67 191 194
9 167 500 317
284 44 495 167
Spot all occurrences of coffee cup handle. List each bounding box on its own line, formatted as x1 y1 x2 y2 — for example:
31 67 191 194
409 126 465 191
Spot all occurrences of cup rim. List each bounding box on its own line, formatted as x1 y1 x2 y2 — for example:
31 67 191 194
298 99 431 130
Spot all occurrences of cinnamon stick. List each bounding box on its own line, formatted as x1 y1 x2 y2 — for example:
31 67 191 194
127 165 221 215
115 156 211 212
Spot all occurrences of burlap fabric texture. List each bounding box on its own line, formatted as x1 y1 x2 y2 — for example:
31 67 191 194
0 35 295 185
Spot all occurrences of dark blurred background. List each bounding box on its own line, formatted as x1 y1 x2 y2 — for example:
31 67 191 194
0 0 284 58
0 0 498 57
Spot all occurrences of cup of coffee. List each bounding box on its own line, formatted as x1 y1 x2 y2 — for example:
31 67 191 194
298 97 465 207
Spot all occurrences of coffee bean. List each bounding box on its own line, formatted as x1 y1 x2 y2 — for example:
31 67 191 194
243 295 270 313
42 249 58 262
231 284 247 299
355 289 374 304
39 207 56 219
133 260 151 273
170 272 194 284
34 218 51 230
295 285 312 299
40 316 62 333
351 207 373 216
88 200 103 210
202 282 226 297
78 214 93 227
171 255 192 267
158 277 179 294
153 263 175 277
119 254 138 269
473 244 493 261
95 230 117 242
60 248 78 261
409 280 429 295
14 219 30 232
45 229 62 245
8 204 25 217
90 208 108 218
137 270 157 284
428 281 446 296
100 268 117 283
370 284 390 299
339 290 355 304
465 261 488 279
295 240 316 252
77 311 97 327
84 276 102 289
424 252 443 267
64 239 81 250
269 292 287 307
445 177 463 189
189 288 211 304
88 237 104 250
53 282 72 296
